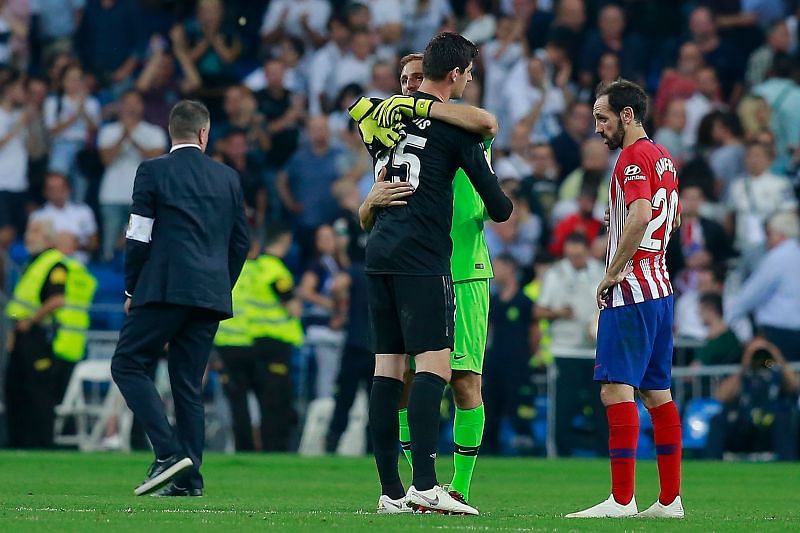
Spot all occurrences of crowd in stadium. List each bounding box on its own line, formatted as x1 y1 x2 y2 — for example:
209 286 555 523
1 0 799 458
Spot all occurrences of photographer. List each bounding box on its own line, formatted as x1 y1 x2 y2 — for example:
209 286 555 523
707 338 800 460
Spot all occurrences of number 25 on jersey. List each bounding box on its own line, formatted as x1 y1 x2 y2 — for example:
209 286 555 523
374 134 428 189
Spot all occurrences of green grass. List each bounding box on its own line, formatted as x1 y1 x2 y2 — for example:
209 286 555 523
0 452 797 531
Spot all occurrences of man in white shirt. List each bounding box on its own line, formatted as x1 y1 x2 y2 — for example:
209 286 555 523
29 173 98 264
260 0 330 52
307 15 351 115
683 66 725 146
98 90 166 261
535 232 604 348
0 71 32 249
726 141 798 265
505 55 566 144
333 30 376 97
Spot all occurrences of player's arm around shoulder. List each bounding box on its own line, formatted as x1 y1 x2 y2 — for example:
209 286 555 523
428 101 497 139
457 131 512 222
358 166 415 231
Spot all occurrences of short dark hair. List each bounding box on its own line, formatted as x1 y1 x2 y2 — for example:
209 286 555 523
564 231 589 247
711 110 743 138
422 32 478 81
264 222 292 247
595 78 648 123
770 51 795 79
494 253 518 269
168 100 210 140
699 292 723 317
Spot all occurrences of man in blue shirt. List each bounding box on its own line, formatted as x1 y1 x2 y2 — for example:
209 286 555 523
727 211 800 361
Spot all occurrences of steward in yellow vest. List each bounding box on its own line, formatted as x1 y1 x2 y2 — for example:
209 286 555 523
218 225 302 451
5 221 97 448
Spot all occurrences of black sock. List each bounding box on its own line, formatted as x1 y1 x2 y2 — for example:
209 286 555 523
408 371 447 491
369 376 405 499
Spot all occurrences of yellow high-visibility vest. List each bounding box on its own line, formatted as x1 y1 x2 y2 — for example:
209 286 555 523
246 255 303 347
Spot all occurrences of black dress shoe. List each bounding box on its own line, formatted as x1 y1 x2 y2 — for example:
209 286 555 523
151 482 203 497
134 454 193 496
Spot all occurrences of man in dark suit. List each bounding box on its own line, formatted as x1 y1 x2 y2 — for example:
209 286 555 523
666 182 733 290
111 100 249 497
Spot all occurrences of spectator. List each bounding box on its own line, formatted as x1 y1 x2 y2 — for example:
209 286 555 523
654 99 690 167
519 143 560 222
135 33 201 131
365 61 398 100
550 0 586 64
298 224 346 399
558 137 610 208
254 58 304 171
726 142 797 261
505 55 567 144
578 4 645 88
481 16 525 147
752 53 800 173
667 182 733 294
276 115 342 257
260 0 330 52
44 64 100 202
461 0 496 46
97 90 166 261
400 0 455 54
727 212 800 362
170 0 241 95
550 102 592 180
654 42 703 126
244 37 307 96
360 0 403 52
535 232 604 348
709 337 799 460
29 172 97 263
307 14 351 115
0 70 32 249
506 0 552 53
29 0 84 63
707 111 746 197
485 191 542 274
483 253 537 455
214 85 270 155
0 0 29 68
695 293 743 366
686 5 745 100
493 122 532 182
332 30 375 98
746 21 792 88
683 66 725 147
549 185 602 257
26 75 49 204
76 0 139 90
675 265 725 341
218 128 268 232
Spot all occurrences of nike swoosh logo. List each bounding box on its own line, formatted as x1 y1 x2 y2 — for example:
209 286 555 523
384 500 402 509
414 492 439 506
453 354 467 360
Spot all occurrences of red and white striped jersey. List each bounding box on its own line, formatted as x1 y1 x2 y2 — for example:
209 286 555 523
606 137 680 308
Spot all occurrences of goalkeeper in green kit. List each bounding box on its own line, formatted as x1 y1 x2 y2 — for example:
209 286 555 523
351 52 498 510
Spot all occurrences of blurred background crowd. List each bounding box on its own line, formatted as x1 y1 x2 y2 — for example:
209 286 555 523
1 0 799 460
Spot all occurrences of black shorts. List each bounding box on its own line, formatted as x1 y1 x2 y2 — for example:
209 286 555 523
366 273 455 355
0 191 28 234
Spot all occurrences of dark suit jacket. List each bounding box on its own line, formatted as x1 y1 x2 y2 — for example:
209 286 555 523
125 146 249 319
666 216 733 277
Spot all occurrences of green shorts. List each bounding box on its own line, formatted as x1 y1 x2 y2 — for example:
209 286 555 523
450 279 490 374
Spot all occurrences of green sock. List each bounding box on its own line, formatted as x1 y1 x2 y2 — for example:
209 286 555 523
398 408 413 468
451 404 485 501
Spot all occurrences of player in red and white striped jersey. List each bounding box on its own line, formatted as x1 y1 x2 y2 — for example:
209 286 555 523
567 80 684 520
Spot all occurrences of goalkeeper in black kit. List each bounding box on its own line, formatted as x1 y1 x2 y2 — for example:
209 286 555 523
349 33 512 515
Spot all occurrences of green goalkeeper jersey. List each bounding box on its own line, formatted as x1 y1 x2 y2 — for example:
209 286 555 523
451 139 494 282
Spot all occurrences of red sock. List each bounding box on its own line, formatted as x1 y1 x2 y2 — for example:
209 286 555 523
649 401 682 505
606 402 638 505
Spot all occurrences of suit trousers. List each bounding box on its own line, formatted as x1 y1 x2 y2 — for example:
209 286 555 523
111 303 219 489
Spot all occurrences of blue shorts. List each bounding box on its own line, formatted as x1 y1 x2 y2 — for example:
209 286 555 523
594 295 674 390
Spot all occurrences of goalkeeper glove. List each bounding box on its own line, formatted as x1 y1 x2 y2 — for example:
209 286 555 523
372 95 433 128
348 97 403 149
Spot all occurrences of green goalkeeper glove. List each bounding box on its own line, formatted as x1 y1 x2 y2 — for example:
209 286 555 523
348 97 403 149
371 95 433 128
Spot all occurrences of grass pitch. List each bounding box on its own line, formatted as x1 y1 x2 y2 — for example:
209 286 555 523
0 451 797 531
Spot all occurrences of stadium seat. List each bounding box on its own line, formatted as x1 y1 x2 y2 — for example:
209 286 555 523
54 360 133 452
683 398 723 450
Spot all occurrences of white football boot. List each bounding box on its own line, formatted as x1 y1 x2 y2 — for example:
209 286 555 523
637 496 685 518
406 485 479 515
565 494 638 518
376 494 413 514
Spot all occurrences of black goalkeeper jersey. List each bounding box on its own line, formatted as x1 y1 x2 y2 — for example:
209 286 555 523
363 92 513 276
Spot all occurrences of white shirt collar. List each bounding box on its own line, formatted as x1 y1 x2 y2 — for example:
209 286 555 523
170 143 201 153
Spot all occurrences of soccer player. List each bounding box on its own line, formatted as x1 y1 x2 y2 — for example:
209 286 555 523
349 33 512 515
360 53 495 510
567 79 684 519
